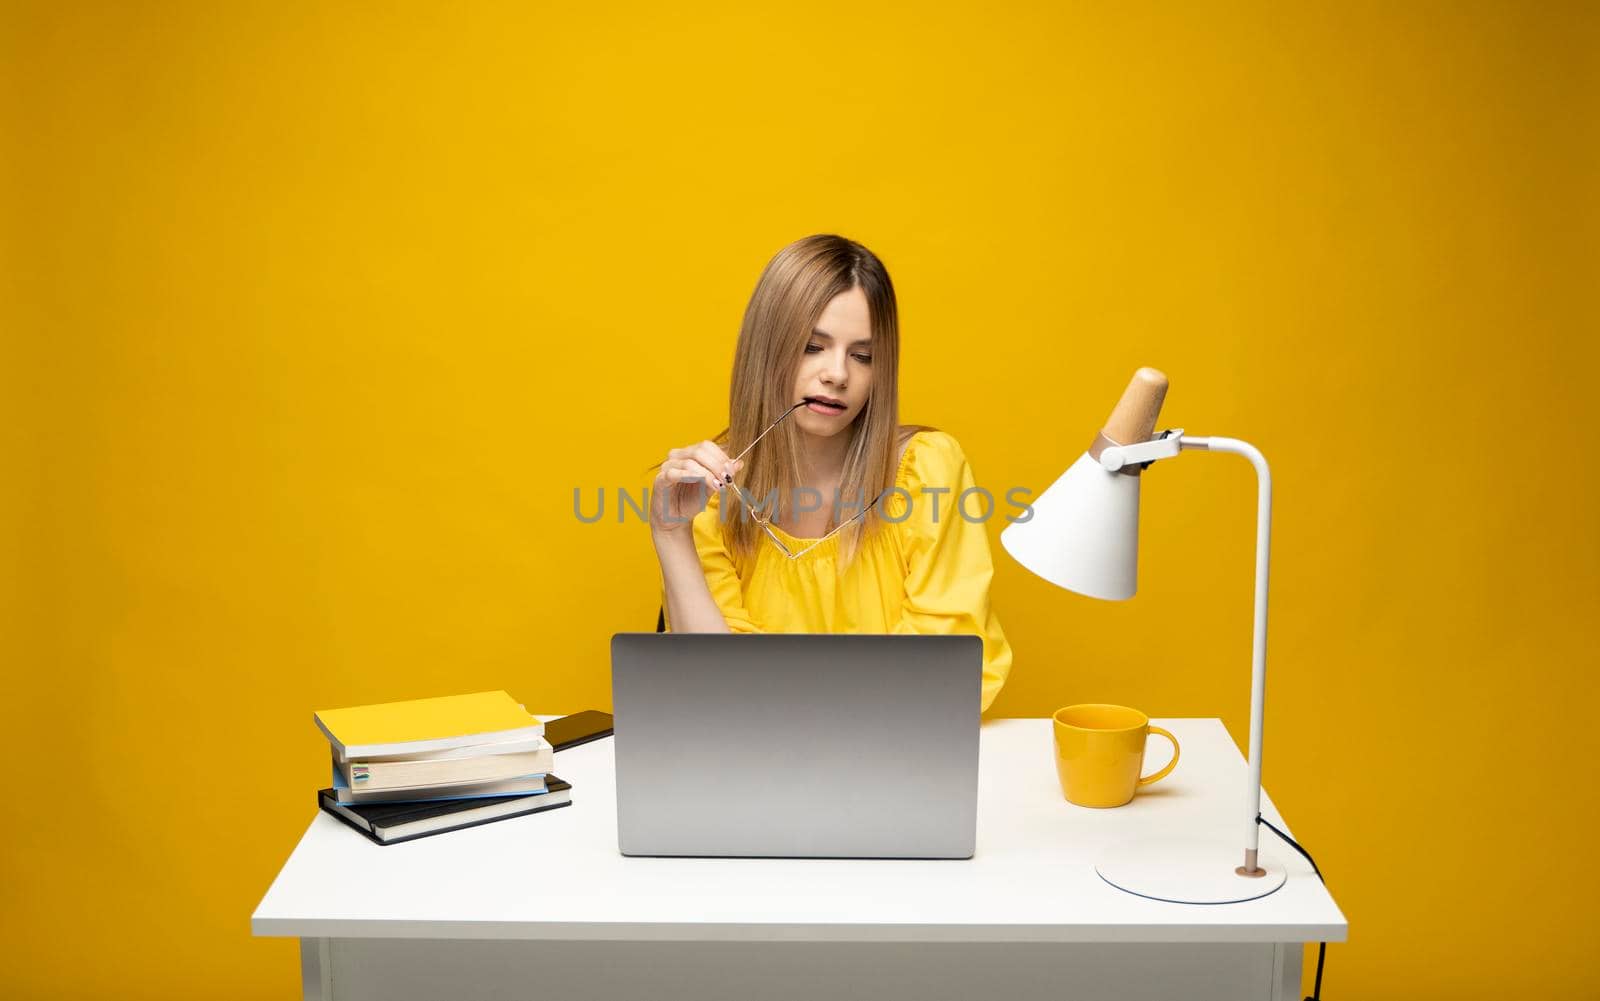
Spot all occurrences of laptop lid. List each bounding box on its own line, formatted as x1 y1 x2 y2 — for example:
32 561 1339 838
611 632 982 859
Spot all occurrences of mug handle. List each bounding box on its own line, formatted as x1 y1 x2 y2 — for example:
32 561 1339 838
1137 726 1181 786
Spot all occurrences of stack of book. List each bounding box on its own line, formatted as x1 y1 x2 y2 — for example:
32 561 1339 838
313 690 572 845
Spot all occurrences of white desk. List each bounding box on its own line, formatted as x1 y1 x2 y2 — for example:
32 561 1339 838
253 718 1346 1001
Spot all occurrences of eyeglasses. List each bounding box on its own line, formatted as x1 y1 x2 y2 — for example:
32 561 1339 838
723 400 886 560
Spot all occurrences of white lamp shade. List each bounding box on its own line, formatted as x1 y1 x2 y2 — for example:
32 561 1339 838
1000 451 1141 600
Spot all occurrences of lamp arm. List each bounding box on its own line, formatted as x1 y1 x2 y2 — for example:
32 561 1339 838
1179 435 1273 878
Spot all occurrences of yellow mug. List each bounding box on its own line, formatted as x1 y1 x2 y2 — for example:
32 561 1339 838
1052 704 1181 808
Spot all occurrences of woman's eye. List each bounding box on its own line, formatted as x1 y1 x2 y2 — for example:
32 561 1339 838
804 344 870 362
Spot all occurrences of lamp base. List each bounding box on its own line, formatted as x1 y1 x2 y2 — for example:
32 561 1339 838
1096 836 1288 904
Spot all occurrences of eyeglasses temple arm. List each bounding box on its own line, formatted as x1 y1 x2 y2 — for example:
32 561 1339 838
729 400 808 465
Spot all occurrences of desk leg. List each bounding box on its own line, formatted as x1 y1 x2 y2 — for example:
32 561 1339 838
1271 943 1305 1001
300 938 332 1001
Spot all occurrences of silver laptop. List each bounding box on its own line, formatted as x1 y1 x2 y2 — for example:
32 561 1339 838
611 632 982 859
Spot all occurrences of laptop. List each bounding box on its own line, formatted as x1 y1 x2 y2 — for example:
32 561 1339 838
610 632 982 859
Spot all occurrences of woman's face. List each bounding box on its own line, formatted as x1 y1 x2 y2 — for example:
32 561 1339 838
790 285 874 438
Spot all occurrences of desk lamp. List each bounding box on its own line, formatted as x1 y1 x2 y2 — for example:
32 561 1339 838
1000 367 1286 904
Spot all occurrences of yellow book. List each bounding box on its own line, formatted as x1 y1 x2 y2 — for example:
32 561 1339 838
314 691 543 759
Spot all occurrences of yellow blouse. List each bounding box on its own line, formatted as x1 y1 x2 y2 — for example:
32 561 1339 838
661 429 1013 712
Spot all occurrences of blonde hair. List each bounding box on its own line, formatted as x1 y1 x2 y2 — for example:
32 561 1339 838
712 234 923 572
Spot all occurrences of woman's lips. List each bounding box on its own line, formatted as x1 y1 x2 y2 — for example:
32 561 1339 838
805 398 847 416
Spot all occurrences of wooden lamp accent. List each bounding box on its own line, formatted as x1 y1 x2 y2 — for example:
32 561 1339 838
1102 367 1170 447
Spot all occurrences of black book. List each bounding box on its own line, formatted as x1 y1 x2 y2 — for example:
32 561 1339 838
318 775 573 846
544 710 613 751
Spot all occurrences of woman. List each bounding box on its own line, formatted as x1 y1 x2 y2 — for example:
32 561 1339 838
650 234 1012 712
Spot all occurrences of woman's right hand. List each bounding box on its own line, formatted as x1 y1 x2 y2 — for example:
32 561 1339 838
651 441 744 536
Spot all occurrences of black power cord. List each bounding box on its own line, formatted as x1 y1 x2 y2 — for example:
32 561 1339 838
1256 814 1328 1001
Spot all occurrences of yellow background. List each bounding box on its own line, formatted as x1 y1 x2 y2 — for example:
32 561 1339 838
4 2 1596 997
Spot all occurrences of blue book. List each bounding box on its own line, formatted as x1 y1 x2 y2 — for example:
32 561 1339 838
330 763 548 805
